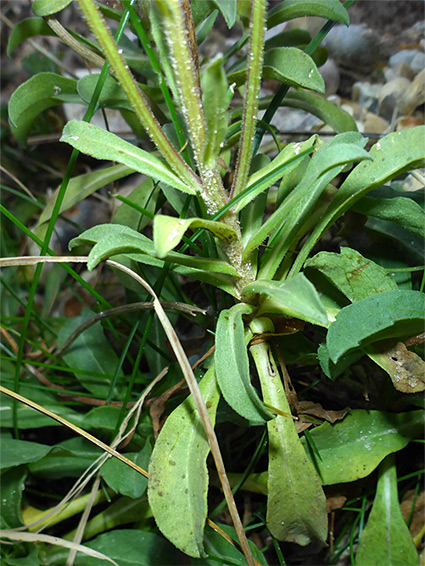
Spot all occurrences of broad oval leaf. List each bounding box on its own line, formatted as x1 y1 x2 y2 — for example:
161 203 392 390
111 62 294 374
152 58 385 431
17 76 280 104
326 290 425 363
212 0 237 28
57 306 124 398
356 455 418 566
0 438 52 470
77 74 133 112
101 443 150 499
61 121 198 194
7 17 54 56
228 47 325 93
32 0 73 16
250 335 327 545
8 73 79 145
305 247 398 302
148 367 220 558
215 304 272 425
352 194 425 240
300 410 425 485
242 274 329 327
153 215 237 258
74 528 181 566
267 0 350 29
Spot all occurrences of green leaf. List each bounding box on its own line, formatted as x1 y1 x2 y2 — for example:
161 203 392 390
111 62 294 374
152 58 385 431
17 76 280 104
305 247 398 302
281 90 358 133
267 0 350 28
74 529 181 566
148 367 220 558
201 55 229 165
229 47 325 93
250 334 327 545
60 121 198 194
153 215 237 258
236 135 318 212
356 455 418 566
101 443 150 499
352 194 425 239
300 410 425 485
77 227 238 275
77 74 133 112
317 341 363 380
7 17 55 56
212 0 237 28
292 127 425 273
8 73 79 145
28 438 101 479
326 290 425 363
32 0 73 16
0 438 52 470
195 522 269 566
57 307 124 397
259 136 372 279
69 224 239 295
0 468 27 528
0 386 85 430
242 274 329 327
215 304 272 425
35 164 133 238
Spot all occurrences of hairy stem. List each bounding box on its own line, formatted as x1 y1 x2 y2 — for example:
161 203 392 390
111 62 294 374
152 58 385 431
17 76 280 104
77 0 200 190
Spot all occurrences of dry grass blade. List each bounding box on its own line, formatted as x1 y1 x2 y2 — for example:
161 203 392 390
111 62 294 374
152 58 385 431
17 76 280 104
0 385 149 479
0 530 119 565
106 260 256 566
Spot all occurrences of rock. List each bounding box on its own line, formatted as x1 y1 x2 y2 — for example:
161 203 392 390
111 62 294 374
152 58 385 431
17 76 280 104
377 77 411 120
410 51 425 74
396 115 425 131
352 81 382 111
320 58 340 96
322 25 383 71
363 112 388 134
402 69 425 114
389 49 421 69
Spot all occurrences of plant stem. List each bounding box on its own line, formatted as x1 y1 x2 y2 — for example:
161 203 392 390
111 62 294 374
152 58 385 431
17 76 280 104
230 0 267 200
77 0 201 191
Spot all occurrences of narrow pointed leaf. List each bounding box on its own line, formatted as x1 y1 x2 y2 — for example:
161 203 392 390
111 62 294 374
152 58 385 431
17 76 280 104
148 367 220 558
327 290 425 363
35 164 133 238
250 335 327 545
8 73 79 145
201 55 229 165
61 121 198 194
236 135 318 212
267 0 349 28
243 274 328 327
215 304 272 425
356 455 418 566
292 127 425 273
153 215 237 258
305 247 398 302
